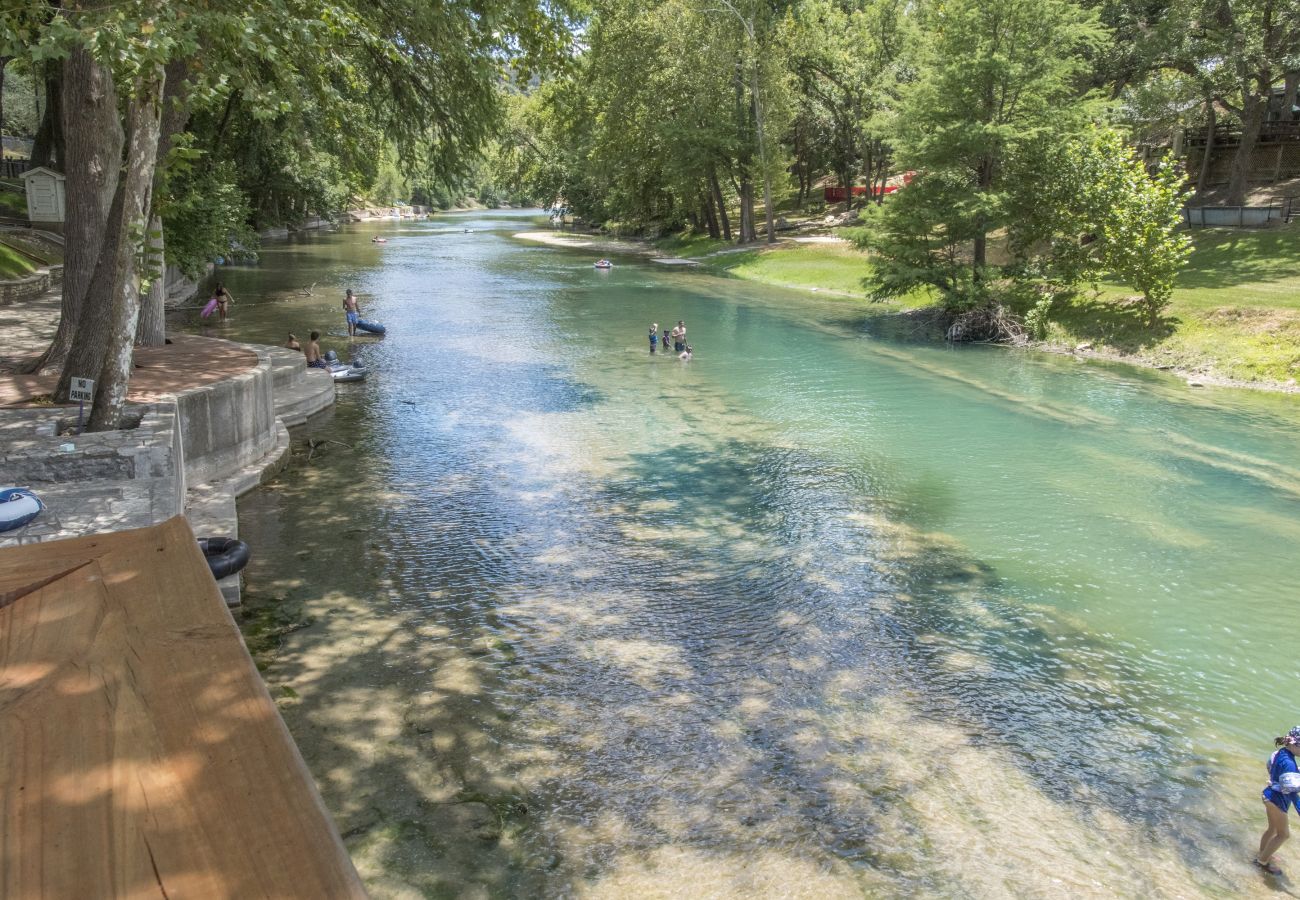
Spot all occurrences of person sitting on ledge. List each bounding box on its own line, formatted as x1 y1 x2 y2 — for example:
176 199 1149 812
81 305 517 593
285 332 301 351
304 331 328 369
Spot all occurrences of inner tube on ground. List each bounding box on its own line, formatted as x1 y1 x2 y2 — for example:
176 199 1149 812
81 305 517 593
197 536 252 580
0 487 44 533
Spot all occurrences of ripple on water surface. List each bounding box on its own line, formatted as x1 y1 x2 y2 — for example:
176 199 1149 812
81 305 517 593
218 213 1300 897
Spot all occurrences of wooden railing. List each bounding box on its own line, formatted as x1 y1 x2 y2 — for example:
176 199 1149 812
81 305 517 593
0 159 31 179
1184 121 1300 147
1183 201 1290 228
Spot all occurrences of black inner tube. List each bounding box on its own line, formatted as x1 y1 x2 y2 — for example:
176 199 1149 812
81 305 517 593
197 536 252 580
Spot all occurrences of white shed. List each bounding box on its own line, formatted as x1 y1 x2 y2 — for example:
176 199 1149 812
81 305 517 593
20 167 66 225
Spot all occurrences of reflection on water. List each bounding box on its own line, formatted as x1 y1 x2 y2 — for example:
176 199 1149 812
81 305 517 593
215 211 1300 896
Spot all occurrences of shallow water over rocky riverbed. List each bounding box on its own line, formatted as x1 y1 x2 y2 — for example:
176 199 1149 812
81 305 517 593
198 210 1300 896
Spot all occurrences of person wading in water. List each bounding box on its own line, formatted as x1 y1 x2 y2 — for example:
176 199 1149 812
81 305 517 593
1256 726 1300 875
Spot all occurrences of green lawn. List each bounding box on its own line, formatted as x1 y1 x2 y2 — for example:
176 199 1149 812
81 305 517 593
0 242 38 279
709 243 877 295
656 230 879 296
1046 228 1300 383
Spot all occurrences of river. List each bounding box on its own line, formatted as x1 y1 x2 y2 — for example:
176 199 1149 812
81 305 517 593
192 209 1300 897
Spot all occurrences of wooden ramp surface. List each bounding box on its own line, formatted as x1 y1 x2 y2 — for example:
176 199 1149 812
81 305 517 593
0 516 365 898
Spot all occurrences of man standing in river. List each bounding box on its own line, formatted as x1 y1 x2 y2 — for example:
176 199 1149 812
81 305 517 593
672 320 686 353
344 289 360 336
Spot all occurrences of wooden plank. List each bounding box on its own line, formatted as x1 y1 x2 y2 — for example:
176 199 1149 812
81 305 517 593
0 517 365 899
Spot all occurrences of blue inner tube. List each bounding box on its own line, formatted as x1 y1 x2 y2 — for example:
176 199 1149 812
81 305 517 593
0 487 44 533
355 319 386 334
197 536 252 580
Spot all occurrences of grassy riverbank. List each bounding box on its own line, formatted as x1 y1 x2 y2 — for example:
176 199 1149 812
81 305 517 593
657 225 1300 389
0 242 38 280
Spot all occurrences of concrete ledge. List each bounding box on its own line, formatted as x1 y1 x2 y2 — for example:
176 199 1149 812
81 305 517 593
0 402 184 549
0 337 332 595
185 419 292 607
267 346 335 426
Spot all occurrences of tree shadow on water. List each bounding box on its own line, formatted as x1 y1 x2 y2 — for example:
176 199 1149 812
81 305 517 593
237 424 1252 896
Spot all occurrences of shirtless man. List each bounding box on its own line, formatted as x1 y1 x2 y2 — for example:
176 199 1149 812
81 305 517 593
304 331 328 368
671 320 686 353
343 289 360 336
284 332 301 351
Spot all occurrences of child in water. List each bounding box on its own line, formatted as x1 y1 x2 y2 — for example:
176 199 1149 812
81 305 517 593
1257 726 1300 874
679 344 692 360
649 323 659 354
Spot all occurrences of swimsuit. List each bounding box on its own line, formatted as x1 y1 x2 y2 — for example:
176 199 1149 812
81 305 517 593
307 358 328 369
1264 748 1300 813
346 311 359 326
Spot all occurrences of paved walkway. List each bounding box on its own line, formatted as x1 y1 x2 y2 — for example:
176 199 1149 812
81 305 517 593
0 288 259 407
0 288 59 373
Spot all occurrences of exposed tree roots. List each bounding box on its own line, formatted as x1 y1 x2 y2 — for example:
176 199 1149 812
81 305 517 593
944 303 1029 345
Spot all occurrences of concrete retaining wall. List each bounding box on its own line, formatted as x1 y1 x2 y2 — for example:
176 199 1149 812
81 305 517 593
175 347 277 487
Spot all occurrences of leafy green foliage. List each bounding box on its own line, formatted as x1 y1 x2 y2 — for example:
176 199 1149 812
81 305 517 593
159 160 257 278
1009 127 1191 323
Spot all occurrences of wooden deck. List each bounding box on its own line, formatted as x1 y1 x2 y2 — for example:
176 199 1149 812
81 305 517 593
0 516 365 898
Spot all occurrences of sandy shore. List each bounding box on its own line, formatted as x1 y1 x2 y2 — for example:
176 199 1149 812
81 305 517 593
513 231 666 257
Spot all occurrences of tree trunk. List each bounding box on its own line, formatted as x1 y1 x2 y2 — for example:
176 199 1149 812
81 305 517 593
874 142 890 205
1226 88 1266 206
87 67 166 431
972 156 994 273
57 177 126 400
137 59 192 348
1196 101 1216 194
738 178 757 243
27 46 122 375
0 56 10 142
841 169 852 214
749 58 775 244
29 63 64 169
862 142 873 208
703 192 720 239
709 166 731 241
1283 71 1299 121
136 216 167 345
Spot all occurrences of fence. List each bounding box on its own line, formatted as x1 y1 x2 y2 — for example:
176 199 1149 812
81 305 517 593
1183 200 1293 228
1183 121 1300 148
0 159 32 179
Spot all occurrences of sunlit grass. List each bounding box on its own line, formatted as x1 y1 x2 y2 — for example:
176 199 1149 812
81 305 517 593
1045 227 1300 382
0 241 38 279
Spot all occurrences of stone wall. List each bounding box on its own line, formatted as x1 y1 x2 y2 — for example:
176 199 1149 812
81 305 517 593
0 402 184 547
0 270 51 305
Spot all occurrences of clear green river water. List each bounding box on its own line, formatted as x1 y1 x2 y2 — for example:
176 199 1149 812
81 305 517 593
195 210 1300 897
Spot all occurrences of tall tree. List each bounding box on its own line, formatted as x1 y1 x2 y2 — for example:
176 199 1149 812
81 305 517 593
1179 0 1300 205
13 0 578 427
865 0 1103 304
